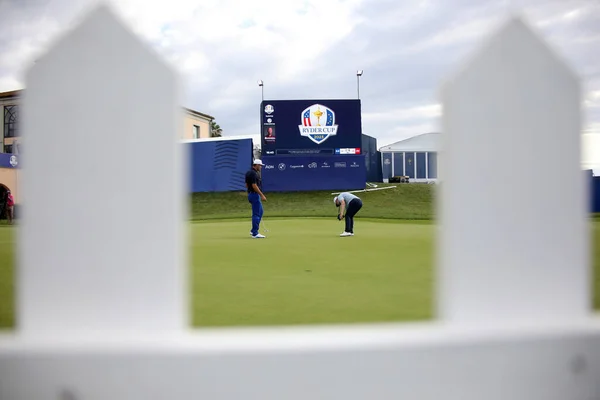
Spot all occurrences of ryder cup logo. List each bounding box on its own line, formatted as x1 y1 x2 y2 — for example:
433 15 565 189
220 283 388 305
278 163 286 170
298 104 339 145
9 155 17 167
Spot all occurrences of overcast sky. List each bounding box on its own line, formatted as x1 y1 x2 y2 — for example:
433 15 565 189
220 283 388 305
0 0 599 148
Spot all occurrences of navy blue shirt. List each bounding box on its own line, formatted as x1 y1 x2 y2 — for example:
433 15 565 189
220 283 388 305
245 169 261 193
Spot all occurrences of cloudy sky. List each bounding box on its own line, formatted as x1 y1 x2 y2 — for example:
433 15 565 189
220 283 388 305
0 0 599 149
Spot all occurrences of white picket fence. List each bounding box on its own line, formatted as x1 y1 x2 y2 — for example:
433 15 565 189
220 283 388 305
1 3 599 399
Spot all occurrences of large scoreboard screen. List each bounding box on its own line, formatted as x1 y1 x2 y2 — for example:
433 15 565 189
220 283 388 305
260 99 362 156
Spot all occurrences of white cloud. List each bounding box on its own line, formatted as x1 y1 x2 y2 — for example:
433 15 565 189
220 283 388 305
582 132 600 170
402 14 504 55
376 122 439 147
586 90 600 101
583 124 600 135
363 104 441 124
99 0 368 83
0 75 21 91
563 8 583 21
0 0 599 147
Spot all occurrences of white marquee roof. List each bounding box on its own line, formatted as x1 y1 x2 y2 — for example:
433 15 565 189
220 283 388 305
379 132 440 152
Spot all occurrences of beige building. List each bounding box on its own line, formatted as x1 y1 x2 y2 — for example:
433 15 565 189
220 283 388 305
182 107 214 140
0 89 215 210
0 90 20 155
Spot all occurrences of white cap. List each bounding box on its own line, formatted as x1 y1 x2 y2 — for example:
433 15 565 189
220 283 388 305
253 159 264 166
333 196 338 205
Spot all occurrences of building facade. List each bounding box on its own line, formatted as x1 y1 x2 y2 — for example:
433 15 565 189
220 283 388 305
379 132 440 183
0 90 20 155
182 107 215 140
0 89 215 208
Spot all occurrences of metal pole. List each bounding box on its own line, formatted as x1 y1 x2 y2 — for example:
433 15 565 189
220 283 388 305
357 75 360 99
262 85 264 101
259 100 262 151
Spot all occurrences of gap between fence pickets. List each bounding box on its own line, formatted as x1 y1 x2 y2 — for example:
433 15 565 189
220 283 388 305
1 318 600 354
331 186 397 195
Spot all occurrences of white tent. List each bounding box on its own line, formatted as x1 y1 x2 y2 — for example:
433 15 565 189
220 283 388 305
582 133 600 175
380 131 600 181
379 133 441 182
379 132 441 152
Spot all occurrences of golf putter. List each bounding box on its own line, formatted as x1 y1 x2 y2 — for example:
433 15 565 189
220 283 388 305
261 206 270 232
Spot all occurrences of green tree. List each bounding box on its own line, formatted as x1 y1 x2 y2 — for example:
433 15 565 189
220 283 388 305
210 121 223 137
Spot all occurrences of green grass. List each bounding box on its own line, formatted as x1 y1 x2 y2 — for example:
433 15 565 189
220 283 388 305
594 217 600 310
0 226 14 329
190 183 435 220
191 219 434 326
0 185 599 329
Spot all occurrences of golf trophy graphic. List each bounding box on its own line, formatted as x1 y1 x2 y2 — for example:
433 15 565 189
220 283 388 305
313 106 323 126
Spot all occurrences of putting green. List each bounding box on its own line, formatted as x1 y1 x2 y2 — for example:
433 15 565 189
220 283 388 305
2 217 598 329
190 218 435 327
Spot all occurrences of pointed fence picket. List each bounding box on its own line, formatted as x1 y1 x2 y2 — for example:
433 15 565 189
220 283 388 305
437 16 589 324
0 3 599 400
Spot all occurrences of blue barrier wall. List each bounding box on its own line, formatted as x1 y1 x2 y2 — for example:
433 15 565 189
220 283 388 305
361 134 383 182
261 155 366 192
593 176 600 213
187 139 253 192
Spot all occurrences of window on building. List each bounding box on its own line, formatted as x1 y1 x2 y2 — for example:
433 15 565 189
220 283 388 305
193 125 200 139
4 144 13 154
4 105 18 138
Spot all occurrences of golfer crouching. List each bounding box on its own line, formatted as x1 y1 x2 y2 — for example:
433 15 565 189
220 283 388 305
333 192 363 237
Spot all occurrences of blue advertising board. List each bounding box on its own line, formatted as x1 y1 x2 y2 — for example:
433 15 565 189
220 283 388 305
187 138 253 192
259 99 366 191
261 155 366 192
261 99 362 157
361 134 382 182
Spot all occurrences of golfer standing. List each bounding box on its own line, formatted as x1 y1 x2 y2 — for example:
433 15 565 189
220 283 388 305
334 192 363 237
245 159 267 238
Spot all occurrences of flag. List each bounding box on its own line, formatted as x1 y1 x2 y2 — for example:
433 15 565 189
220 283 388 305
303 110 312 126
326 110 334 125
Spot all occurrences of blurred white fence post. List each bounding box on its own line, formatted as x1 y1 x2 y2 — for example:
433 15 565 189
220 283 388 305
0 3 599 400
16 2 188 339
437 15 589 325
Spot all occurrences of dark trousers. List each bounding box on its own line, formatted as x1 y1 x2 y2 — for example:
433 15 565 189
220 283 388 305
248 192 263 235
345 198 363 233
